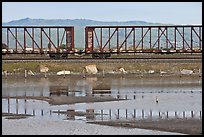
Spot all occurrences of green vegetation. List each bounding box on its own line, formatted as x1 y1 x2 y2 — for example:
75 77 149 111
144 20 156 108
2 61 201 75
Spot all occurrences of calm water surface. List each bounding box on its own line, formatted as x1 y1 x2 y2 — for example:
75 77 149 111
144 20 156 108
2 76 202 121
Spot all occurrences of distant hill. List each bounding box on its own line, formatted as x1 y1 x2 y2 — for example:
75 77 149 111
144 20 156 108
2 18 174 49
2 18 167 26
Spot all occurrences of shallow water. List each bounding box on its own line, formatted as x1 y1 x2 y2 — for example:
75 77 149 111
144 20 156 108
2 76 202 121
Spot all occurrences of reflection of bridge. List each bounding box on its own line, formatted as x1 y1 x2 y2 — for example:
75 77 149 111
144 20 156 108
2 25 202 58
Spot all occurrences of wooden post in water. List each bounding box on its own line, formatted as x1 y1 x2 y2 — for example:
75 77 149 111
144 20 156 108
126 109 128 119
109 109 111 120
142 109 144 119
102 69 105 78
133 109 136 118
63 70 65 78
200 111 202 119
8 97 10 113
183 111 185 118
5 70 7 79
16 97 18 114
57 110 60 117
199 68 201 77
125 95 128 100
117 94 120 100
44 71 47 78
16 96 18 105
141 70 143 77
101 109 103 120
150 109 152 118
117 109 120 119
33 109 35 116
41 109 44 116
191 111 194 118
24 91 27 102
83 70 85 78
13 69 16 77
25 69 27 78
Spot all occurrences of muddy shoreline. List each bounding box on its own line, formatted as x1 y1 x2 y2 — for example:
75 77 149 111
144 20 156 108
2 110 202 135
2 94 202 135
2 72 202 79
88 118 202 135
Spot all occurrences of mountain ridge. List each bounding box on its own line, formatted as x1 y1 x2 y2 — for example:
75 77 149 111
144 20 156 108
2 17 167 26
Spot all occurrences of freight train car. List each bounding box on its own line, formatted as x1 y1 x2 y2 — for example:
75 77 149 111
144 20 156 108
85 25 202 58
2 25 202 59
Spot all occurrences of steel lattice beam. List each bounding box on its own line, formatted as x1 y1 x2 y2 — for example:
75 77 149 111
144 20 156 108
85 25 202 54
2 26 74 54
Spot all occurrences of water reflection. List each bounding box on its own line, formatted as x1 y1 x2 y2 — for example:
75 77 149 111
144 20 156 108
2 97 202 121
2 76 202 121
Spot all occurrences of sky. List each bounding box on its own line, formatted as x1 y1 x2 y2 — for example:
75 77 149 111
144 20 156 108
2 2 202 25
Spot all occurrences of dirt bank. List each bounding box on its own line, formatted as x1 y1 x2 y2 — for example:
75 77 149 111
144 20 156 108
88 118 202 135
2 59 202 76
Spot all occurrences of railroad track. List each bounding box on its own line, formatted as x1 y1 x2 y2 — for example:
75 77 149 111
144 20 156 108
2 56 202 60
2 57 202 64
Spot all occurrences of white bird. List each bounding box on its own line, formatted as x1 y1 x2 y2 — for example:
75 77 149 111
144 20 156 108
160 69 167 76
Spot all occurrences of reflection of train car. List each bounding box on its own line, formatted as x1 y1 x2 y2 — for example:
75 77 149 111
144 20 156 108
49 85 68 96
92 84 111 94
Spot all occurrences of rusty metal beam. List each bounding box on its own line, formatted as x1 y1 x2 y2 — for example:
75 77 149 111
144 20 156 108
199 27 201 50
32 28 34 52
59 30 66 50
157 27 174 49
93 29 100 49
7 28 24 50
142 27 144 50
85 25 202 54
135 28 150 50
85 25 202 28
7 28 9 51
24 28 26 52
176 27 190 49
41 28 57 50
133 28 135 51
174 27 177 49
117 28 119 53
149 27 152 49
166 27 168 49
15 28 17 52
109 28 111 50
57 28 60 51
25 28 41 50
102 28 118 50
2 26 75 28
118 28 134 50
100 28 102 51
151 28 167 49
2 25 202 55
191 27 193 50
3 26 74 54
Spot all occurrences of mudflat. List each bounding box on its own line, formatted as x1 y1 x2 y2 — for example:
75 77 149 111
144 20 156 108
88 118 202 135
